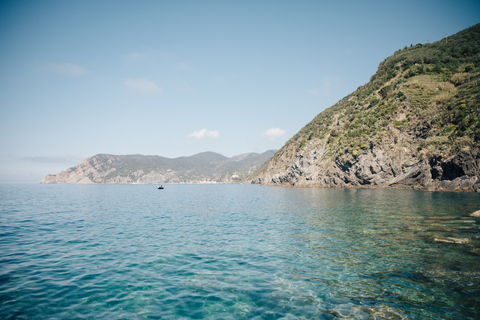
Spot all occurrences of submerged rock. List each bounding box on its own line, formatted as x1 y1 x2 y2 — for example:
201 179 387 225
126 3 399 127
469 248 480 256
427 226 456 232
470 210 480 217
357 304 409 320
425 216 456 220
430 236 470 244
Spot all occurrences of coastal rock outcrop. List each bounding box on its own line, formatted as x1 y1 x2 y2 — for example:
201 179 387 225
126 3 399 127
251 24 480 192
253 141 479 192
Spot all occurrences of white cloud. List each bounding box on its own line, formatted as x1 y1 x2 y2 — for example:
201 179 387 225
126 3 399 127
40 63 88 76
124 78 163 95
263 128 286 141
187 128 220 139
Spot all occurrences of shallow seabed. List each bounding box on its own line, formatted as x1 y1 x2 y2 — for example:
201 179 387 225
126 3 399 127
0 184 479 319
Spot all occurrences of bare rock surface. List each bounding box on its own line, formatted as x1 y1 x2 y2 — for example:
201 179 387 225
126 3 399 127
471 210 480 217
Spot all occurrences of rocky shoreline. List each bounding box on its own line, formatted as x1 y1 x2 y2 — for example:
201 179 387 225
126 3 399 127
252 145 480 192
251 25 480 193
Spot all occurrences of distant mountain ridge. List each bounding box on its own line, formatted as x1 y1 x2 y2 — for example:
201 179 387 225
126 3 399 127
40 151 275 184
251 24 480 192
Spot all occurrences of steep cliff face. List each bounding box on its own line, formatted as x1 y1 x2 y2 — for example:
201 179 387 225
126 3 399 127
41 151 275 184
252 24 480 192
253 138 480 192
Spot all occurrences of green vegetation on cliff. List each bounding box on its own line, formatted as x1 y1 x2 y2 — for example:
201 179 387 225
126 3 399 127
254 24 480 191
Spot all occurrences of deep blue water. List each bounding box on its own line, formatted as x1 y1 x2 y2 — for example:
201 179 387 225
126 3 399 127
0 184 479 319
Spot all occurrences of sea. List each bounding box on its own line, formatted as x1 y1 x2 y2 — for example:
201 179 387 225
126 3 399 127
0 184 479 319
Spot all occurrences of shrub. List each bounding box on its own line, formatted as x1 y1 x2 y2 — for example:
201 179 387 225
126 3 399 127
432 92 454 104
423 136 450 147
450 73 470 86
437 81 455 91
379 85 392 99
454 136 474 148
394 120 408 128
432 65 443 73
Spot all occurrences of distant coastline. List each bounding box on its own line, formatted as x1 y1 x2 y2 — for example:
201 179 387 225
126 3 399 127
40 151 275 185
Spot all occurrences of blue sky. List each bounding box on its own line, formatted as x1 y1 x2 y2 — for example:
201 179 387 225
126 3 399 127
0 0 479 183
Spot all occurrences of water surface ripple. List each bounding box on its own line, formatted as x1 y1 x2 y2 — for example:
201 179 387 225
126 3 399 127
1 184 479 319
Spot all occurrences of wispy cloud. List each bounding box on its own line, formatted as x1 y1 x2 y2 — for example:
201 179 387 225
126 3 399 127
306 88 320 96
124 52 147 61
213 75 228 85
263 128 286 141
123 49 161 65
306 76 342 98
175 62 193 72
124 50 193 72
40 63 88 76
22 156 71 164
124 78 163 95
175 82 194 93
187 128 220 140
21 155 87 165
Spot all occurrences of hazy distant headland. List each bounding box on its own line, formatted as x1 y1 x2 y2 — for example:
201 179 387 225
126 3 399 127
40 151 275 184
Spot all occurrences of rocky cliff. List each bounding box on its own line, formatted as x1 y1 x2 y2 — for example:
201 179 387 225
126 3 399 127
251 24 480 192
41 151 275 184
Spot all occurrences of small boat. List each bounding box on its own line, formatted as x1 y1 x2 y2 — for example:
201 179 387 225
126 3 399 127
157 185 164 189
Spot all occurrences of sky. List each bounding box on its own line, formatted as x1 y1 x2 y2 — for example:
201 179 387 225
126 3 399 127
0 0 479 183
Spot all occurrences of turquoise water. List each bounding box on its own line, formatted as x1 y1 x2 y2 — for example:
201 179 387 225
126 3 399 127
0 184 479 319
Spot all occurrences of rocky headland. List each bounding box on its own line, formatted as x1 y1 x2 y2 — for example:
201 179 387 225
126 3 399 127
251 24 480 192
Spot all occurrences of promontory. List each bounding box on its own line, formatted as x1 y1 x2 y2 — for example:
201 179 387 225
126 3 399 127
251 24 480 192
